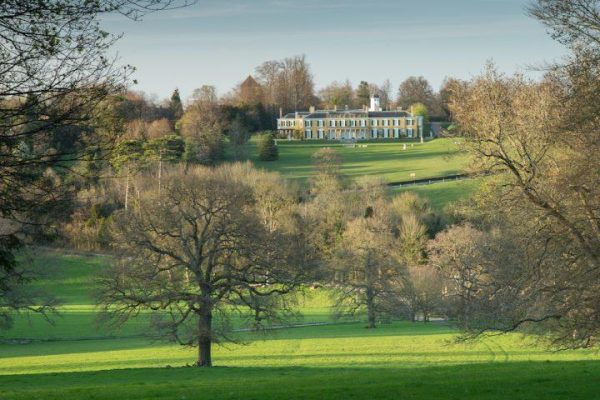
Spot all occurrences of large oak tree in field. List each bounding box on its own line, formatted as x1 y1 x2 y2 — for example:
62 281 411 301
99 164 315 367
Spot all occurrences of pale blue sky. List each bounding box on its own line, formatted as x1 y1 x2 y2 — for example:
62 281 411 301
102 0 566 101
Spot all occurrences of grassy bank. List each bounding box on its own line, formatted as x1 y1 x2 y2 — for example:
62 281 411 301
249 138 468 183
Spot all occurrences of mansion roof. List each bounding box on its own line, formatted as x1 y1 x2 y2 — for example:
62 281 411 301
282 109 411 119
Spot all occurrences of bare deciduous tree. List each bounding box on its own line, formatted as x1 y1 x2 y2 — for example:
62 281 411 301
396 76 436 112
332 202 406 328
179 88 224 165
99 164 315 367
450 60 600 346
318 80 354 109
255 55 315 112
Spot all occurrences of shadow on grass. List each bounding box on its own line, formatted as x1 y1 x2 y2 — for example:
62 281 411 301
0 322 457 359
1 361 598 400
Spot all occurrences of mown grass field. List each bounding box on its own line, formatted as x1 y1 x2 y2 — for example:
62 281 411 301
249 138 468 183
1 252 599 399
2 322 600 400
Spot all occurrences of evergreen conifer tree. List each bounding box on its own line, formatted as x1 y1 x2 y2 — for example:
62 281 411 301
169 89 184 121
258 133 278 161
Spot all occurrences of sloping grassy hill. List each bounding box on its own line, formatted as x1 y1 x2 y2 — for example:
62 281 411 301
250 138 468 183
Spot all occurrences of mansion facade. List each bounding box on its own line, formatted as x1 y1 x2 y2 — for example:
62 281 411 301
277 95 425 140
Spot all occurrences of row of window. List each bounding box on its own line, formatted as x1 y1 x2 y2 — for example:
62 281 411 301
304 128 415 139
298 118 416 128
279 120 297 128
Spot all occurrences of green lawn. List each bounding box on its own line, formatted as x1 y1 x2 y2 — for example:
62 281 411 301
392 178 481 210
1 322 599 399
1 251 599 399
249 138 468 183
2 252 344 341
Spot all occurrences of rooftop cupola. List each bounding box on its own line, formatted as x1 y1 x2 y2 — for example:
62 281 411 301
369 94 381 112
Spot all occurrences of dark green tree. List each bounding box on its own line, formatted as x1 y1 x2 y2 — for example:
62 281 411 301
258 133 279 161
228 115 251 160
356 81 371 107
110 140 144 209
169 89 184 122
144 135 185 162
144 135 185 194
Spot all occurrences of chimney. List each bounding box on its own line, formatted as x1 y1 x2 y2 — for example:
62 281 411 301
344 104 349 111
279 107 283 118
309 105 315 113
295 111 299 118
334 105 337 111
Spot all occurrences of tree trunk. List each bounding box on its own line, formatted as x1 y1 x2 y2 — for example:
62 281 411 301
124 169 130 210
365 259 376 329
196 311 212 367
366 287 376 329
158 157 162 197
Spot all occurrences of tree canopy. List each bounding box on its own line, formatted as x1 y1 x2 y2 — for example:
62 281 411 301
99 164 316 367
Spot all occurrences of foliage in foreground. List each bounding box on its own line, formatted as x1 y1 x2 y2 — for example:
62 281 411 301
446 0 600 347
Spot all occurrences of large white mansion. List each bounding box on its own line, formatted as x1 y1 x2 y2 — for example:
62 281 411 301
277 95 425 140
